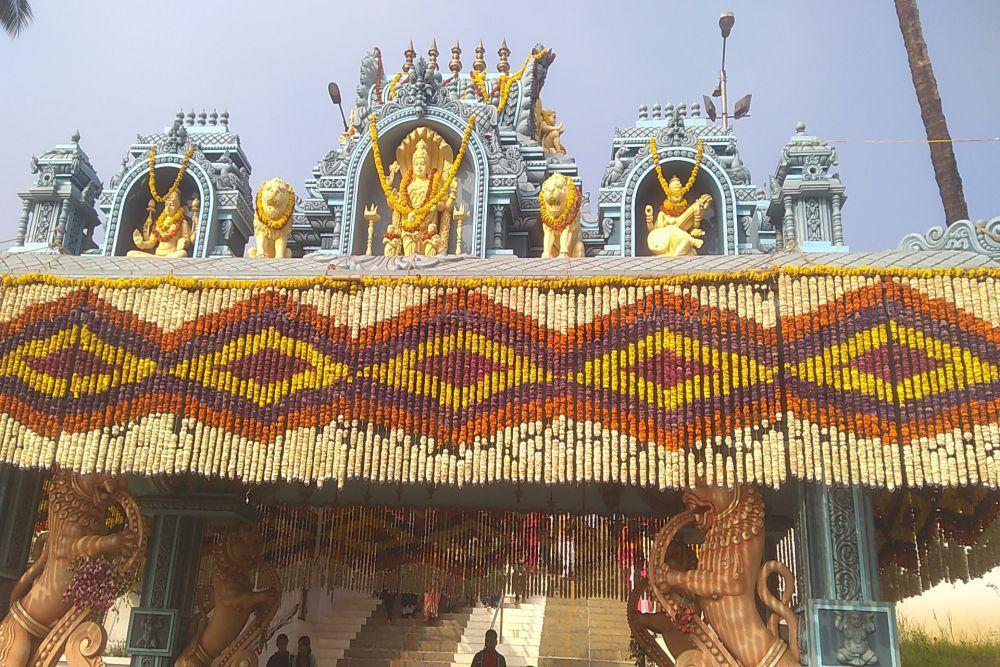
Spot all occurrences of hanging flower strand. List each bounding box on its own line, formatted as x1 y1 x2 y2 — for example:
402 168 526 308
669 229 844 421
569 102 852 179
147 145 196 203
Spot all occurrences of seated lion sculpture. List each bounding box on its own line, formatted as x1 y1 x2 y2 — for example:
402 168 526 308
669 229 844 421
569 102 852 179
248 178 295 259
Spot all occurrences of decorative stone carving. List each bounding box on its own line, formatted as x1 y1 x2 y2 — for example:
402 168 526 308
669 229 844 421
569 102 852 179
0 470 146 667
897 217 1000 261
835 611 879 666
627 546 698 666
644 139 712 256
648 484 802 666
248 178 295 258
129 189 198 258
539 174 583 258
533 99 566 154
176 523 279 667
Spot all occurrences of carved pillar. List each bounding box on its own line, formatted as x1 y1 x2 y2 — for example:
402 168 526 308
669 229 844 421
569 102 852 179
127 515 205 667
15 201 31 247
782 194 795 248
492 204 506 249
53 199 70 249
796 483 900 666
0 465 43 618
831 194 844 246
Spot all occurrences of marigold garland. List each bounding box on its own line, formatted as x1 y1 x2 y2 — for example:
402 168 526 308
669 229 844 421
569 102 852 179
650 137 704 216
0 265 994 492
147 145 196 203
539 182 581 233
152 205 186 242
368 113 475 229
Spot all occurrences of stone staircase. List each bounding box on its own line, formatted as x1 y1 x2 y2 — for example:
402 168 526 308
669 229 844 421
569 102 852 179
338 605 474 666
278 589 381 664
536 597 632 667
452 595 546 666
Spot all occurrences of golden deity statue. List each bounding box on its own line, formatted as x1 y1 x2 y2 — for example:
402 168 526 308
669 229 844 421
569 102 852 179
644 138 713 257
129 146 198 258
366 117 473 257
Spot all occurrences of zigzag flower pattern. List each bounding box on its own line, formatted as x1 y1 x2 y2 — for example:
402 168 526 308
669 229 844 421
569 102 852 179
0 269 995 490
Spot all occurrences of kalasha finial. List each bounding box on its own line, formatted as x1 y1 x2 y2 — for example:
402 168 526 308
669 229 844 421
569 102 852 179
71 130 81 144
220 110 230 128
209 109 219 126
473 39 486 72
449 40 462 76
428 39 439 71
497 39 511 74
404 40 416 72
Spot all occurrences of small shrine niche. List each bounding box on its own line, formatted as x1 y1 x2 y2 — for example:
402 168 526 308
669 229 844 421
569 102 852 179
352 119 478 257
632 157 720 256
98 110 255 258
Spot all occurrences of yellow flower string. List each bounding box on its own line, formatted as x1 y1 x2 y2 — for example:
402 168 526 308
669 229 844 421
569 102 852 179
148 145 196 203
496 49 549 114
650 137 704 199
368 113 476 225
387 72 405 100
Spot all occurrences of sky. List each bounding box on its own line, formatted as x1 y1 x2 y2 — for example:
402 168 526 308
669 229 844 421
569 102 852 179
1 0 999 252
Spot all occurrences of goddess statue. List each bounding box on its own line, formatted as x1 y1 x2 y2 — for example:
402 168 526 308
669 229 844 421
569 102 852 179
129 146 198 258
366 118 472 257
644 138 713 257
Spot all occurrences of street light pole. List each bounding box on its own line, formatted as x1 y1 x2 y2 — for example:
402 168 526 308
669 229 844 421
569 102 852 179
719 12 735 131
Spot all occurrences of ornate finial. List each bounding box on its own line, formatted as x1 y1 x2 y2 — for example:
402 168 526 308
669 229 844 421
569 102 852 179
449 40 462 77
677 102 687 119
638 104 648 120
428 39 439 71
220 110 230 128
795 121 807 134
497 39 511 74
209 109 219 126
175 109 184 123
651 103 661 119
186 110 196 126
197 110 207 126
691 102 701 118
473 39 486 72
71 130 81 144
404 40 416 72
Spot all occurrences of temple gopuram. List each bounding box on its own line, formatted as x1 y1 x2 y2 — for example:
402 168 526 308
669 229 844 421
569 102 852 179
0 35 998 667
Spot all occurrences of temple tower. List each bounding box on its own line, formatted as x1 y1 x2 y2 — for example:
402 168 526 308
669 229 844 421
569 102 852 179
12 131 103 255
766 122 848 251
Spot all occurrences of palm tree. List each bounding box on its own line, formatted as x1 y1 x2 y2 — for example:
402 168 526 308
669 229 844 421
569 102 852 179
1 0 33 37
893 0 969 224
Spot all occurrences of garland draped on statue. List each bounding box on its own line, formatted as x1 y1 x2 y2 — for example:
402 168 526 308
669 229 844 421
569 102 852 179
0 267 995 490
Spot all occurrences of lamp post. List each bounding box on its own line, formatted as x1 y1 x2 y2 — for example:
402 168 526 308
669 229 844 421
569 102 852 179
328 82 349 132
718 12 735 130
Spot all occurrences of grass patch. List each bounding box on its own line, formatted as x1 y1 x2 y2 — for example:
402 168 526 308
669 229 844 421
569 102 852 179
898 616 1000 666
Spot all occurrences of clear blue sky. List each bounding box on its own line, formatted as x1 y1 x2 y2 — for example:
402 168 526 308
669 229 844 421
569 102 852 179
1 0 998 251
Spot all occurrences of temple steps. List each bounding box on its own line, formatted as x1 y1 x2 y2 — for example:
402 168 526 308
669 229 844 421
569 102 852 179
451 595 547 666
279 589 380 663
535 597 633 667
339 604 475 666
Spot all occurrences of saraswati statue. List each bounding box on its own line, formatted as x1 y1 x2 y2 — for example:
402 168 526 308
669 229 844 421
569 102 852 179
644 138 713 257
364 115 472 256
129 146 198 258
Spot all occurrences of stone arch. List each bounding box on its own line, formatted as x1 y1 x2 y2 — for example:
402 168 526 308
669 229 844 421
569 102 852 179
620 146 738 256
104 153 214 257
342 107 491 257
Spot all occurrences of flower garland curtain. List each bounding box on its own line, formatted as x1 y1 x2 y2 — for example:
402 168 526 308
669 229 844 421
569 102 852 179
253 504 671 600
0 267 995 490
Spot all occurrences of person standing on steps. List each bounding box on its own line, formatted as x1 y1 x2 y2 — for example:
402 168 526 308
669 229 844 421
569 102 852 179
294 635 317 667
265 633 293 667
471 629 507 667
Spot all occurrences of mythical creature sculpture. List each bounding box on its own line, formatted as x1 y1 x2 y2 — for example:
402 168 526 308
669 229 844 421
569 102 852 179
248 178 295 259
648 484 801 667
0 469 145 667
533 99 567 154
539 173 584 258
627 542 700 666
366 124 470 257
645 138 713 257
176 523 280 667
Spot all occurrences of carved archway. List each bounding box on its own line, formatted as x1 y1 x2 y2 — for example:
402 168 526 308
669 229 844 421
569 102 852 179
104 153 215 257
342 105 491 257
621 146 738 256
